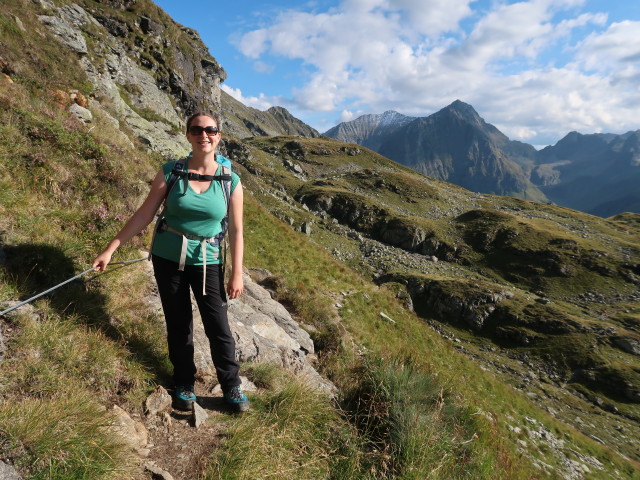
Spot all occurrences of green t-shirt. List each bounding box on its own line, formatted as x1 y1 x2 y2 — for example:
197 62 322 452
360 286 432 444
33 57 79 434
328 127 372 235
151 156 240 265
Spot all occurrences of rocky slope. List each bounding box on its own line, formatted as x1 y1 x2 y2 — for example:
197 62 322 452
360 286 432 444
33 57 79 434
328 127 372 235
323 110 413 150
29 0 316 159
221 90 320 139
225 134 640 466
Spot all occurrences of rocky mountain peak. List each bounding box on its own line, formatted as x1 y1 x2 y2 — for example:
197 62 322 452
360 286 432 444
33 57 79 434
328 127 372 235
378 110 413 127
435 100 484 127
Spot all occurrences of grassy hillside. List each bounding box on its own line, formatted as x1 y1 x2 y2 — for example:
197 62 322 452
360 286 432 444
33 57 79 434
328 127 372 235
227 135 640 470
1 1 639 479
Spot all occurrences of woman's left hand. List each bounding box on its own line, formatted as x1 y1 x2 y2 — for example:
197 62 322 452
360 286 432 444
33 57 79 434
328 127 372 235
227 272 244 299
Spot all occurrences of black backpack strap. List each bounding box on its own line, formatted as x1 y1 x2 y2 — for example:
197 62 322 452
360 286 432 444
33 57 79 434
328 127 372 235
149 159 187 260
166 160 185 190
214 165 232 284
171 171 232 182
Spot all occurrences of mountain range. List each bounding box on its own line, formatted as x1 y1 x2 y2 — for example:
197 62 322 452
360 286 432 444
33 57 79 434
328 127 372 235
324 102 640 217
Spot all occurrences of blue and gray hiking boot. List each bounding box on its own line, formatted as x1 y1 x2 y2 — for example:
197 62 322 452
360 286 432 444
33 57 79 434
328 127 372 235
173 385 196 410
224 385 249 412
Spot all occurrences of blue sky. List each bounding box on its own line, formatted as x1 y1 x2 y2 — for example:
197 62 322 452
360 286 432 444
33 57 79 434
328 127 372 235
153 0 640 147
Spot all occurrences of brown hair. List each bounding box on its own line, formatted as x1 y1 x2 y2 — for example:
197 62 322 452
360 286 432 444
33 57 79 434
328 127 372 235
185 111 222 133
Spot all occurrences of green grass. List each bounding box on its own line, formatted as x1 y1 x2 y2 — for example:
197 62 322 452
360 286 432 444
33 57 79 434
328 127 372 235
1 310 150 399
236 197 533 478
0 391 135 479
0 17 169 475
204 369 365 480
341 356 500 479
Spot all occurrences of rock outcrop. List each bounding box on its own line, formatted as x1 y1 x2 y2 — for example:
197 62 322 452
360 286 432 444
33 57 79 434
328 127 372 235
37 1 223 158
37 2 318 158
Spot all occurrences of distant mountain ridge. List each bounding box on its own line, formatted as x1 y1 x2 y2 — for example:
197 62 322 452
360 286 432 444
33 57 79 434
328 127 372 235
536 129 640 216
326 101 546 202
323 102 640 216
324 110 413 150
222 91 320 139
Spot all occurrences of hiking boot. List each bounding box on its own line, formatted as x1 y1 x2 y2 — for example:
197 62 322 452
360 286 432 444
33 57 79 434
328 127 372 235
224 385 250 412
173 385 196 410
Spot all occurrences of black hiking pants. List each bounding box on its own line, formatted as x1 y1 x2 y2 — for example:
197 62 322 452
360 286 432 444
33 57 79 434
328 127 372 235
151 254 241 391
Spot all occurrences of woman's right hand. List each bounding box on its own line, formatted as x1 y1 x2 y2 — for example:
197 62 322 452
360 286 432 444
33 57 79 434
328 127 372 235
92 250 113 272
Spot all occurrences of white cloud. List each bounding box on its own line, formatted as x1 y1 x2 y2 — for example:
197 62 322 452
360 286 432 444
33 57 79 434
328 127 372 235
340 109 354 122
220 84 279 111
575 20 640 71
233 0 640 144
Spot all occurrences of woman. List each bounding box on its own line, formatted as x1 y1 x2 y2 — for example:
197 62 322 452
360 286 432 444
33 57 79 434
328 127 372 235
93 111 249 412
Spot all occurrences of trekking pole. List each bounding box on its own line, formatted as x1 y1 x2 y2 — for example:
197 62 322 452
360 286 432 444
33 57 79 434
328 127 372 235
0 256 148 317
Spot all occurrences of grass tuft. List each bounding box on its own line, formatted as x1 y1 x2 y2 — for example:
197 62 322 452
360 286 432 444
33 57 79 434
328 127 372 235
0 392 135 479
341 355 501 479
204 370 365 480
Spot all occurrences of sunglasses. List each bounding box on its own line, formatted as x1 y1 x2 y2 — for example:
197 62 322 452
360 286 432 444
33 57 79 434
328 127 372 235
188 125 220 136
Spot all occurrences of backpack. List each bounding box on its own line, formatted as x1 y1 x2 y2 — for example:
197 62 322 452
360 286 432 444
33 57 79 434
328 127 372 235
150 154 233 294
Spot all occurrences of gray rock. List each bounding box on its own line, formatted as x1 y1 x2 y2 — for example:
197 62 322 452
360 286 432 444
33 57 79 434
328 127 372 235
58 4 99 28
68 103 92 124
380 311 396 324
140 16 164 35
144 385 172 416
32 0 55 9
613 337 640 356
105 52 182 126
0 302 38 322
241 273 314 354
0 330 5 363
12 16 26 32
109 405 148 452
144 461 174 480
192 402 208 428
378 219 425 251
0 461 21 480
37 15 87 54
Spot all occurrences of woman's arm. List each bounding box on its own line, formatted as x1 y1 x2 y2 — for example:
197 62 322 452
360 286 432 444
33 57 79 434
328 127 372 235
226 182 244 299
93 169 167 271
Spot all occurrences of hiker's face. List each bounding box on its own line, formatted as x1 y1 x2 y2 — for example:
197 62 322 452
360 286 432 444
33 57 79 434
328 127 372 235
186 115 221 153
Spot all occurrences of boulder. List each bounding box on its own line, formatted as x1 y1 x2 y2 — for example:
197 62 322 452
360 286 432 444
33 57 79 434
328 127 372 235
140 257 334 395
192 402 208 428
38 15 87 54
0 461 21 480
144 461 174 480
144 386 172 416
68 103 92 124
109 405 148 453
139 16 164 35
613 337 640 356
